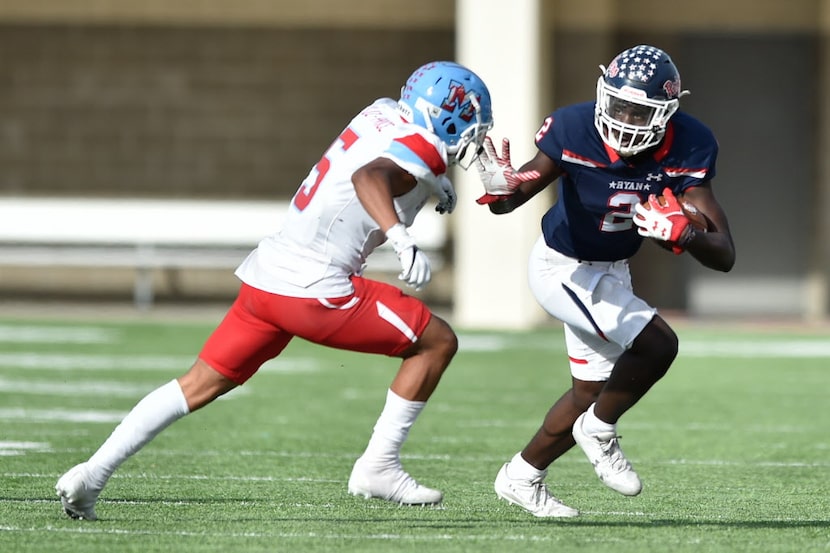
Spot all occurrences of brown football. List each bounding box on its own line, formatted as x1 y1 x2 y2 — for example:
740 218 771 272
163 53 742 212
677 197 709 232
643 195 709 232
642 195 710 252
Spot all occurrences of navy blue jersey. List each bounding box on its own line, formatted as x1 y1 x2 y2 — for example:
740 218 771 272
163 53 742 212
537 102 718 261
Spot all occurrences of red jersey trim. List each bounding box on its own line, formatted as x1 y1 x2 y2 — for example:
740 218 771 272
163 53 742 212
562 149 609 168
652 121 675 161
601 121 675 163
665 167 709 179
394 134 447 176
603 141 621 163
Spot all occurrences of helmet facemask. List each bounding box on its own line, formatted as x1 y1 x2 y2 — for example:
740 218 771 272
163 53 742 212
594 76 679 157
407 92 493 169
397 61 494 170
449 94 493 169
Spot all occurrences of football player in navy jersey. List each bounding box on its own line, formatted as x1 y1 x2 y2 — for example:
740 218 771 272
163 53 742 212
476 45 735 518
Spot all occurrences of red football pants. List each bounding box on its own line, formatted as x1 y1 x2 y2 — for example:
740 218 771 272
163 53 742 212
199 278 432 384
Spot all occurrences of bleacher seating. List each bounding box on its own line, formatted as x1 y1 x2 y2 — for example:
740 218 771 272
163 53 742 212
0 197 447 308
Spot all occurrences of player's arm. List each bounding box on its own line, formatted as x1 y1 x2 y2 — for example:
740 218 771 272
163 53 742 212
352 157 432 290
352 157 416 231
678 182 735 272
483 150 564 214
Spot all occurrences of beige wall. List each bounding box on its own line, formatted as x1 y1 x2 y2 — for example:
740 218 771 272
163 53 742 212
0 25 453 199
596 0 820 31
0 0 452 28
0 0 821 30
1 0 828 318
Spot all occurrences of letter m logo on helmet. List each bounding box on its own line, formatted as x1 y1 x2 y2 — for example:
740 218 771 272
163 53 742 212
441 82 477 123
397 60 494 166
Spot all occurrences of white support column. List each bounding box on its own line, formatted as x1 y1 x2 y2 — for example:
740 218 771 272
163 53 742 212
453 0 549 329
806 0 830 321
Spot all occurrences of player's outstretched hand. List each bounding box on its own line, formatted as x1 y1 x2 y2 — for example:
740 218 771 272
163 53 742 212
475 137 539 205
385 223 431 290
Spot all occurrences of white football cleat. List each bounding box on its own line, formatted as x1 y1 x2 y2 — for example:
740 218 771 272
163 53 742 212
55 462 102 520
348 456 443 505
572 412 642 496
494 463 579 518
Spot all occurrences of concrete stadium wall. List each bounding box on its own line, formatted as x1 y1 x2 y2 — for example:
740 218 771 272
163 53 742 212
0 0 828 320
0 25 452 199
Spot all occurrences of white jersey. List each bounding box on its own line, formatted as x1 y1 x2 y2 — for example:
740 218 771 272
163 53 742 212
235 98 451 298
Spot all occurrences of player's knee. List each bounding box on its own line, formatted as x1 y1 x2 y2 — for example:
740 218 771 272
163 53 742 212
653 324 678 369
435 323 459 361
572 382 603 411
662 330 679 364
422 316 458 361
179 359 238 410
634 318 678 369
644 325 678 380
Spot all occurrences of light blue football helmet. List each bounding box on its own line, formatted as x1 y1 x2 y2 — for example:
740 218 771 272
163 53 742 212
398 61 494 168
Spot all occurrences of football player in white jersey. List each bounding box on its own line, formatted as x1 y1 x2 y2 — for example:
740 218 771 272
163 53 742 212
56 61 494 520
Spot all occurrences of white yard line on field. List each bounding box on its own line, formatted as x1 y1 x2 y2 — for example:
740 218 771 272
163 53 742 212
0 524 580 542
0 325 118 344
0 352 193 371
0 407 126 423
0 389 254 423
457 334 830 358
0 441 52 456
0 352 322 373
680 340 830 357
0 377 153 397
0 377 251 399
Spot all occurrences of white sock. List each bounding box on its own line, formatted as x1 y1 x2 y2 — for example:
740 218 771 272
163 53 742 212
580 403 616 436
361 389 425 464
86 379 190 487
506 452 546 481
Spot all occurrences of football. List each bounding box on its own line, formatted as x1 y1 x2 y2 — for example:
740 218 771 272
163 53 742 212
641 194 710 252
643 194 710 232
676 197 709 232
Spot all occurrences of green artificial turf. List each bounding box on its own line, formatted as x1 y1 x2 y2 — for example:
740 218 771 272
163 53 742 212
0 315 828 552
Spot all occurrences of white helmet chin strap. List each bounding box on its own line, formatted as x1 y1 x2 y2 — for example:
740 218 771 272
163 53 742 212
413 96 440 135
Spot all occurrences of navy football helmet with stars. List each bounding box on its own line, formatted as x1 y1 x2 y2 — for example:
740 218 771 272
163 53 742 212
594 45 690 157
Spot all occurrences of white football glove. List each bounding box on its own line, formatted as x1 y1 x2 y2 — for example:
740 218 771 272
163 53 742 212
633 189 690 242
633 189 693 254
474 136 540 204
385 223 431 290
431 174 456 215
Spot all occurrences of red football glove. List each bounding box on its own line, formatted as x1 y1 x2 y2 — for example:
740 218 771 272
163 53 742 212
474 136 539 205
633 188 691 250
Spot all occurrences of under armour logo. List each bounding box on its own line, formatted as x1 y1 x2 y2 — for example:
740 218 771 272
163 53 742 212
646 173 663 182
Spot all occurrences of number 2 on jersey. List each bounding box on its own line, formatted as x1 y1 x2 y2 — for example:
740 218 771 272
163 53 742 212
293 127 360 211
600 191 641 232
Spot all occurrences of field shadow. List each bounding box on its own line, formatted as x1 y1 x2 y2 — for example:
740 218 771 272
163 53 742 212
28 495 830 531
558 518 830 529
